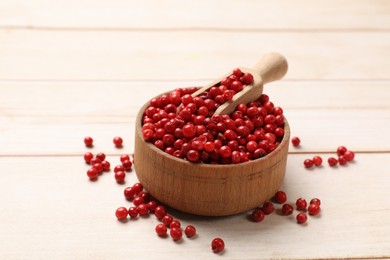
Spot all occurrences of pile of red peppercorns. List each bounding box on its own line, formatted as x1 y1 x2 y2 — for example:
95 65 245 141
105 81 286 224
251 190 321 224
118 182 226 253
83 136 133 182
141 69 285 164
291 137 356 169
83 136 224 253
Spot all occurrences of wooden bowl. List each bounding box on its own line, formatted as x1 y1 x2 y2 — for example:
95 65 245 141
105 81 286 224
134 96 290 216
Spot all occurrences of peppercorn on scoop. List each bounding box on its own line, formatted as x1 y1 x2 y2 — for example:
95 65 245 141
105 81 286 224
191 52 288 115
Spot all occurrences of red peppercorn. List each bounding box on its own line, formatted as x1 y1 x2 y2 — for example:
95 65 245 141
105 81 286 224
162 215 173 227
224 129 238 141
139 191 151 203
221 78 232 87
310 198 321 206
184 225 196 238
264 132 276 144
291 137 300 147
187 150 200 162
281 204 294 215
182 124 196 139
261 201 275 215
296 213 308 224
132 183 143 194
237 104 247 114
308 203 321 216
251 209 265 222
113 136 123 148
273 106 283 116
253 148 266 159
230 80 243 92
337 146 347 156
120 154 130 163
142 129 154 141
115 207 128 220
338 155 348 165
181 94 193 106
133 197 145 207
154 140 165 150
274 191 287 204
219 146 232 158
232 68 242 77
124 186 137 200
344 150 355 161
114 165 125 173
170 227 182 241
247 107 259 118
223 90 234 101
101 160 110 171
84 137 93 147
211 238 225 253
312 156 323 166
275 115 284 126
137 204 149 216
328 157 338 167
241 73 254 85
246 141 258 153
87 168 98 180
155 224 168 236
84 152 94 164
147 201 158 211
128 206 139 218
296 198 307 210
274 127 284 137
122 160 133 171
96 153 106 161
114 171 126 184
93 162 103 173
155 205 167 220
304 159 314 168
170 220 181 229
204 141 215 153
90 157 102 165
215 95 225 104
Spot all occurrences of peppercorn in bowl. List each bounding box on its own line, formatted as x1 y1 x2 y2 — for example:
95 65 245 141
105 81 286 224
134 85 290 216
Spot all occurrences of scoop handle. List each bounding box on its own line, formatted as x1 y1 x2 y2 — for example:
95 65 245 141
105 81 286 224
253 52 288 84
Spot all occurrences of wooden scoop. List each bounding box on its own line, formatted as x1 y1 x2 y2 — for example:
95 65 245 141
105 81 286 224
191 52 288 115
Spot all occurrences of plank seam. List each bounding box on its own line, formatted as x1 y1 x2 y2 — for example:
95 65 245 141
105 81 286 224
1 25 390 33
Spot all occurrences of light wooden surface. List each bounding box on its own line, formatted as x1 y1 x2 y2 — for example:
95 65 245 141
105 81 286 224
0 1 389 259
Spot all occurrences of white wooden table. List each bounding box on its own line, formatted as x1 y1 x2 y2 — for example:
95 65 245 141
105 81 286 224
0 1 389 259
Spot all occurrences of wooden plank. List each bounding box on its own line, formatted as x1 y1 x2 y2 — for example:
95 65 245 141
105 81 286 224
0 154 388 259
1 81 388 117
0 81 389 155
0 0 389 30
0 107 389 155
0 30 389 80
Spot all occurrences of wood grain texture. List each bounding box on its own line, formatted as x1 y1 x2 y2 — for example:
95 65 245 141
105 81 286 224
0 0 389 30
0 30 389 80
0 154 388 259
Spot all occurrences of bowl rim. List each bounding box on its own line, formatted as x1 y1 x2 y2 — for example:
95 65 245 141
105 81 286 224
136 90 290 169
